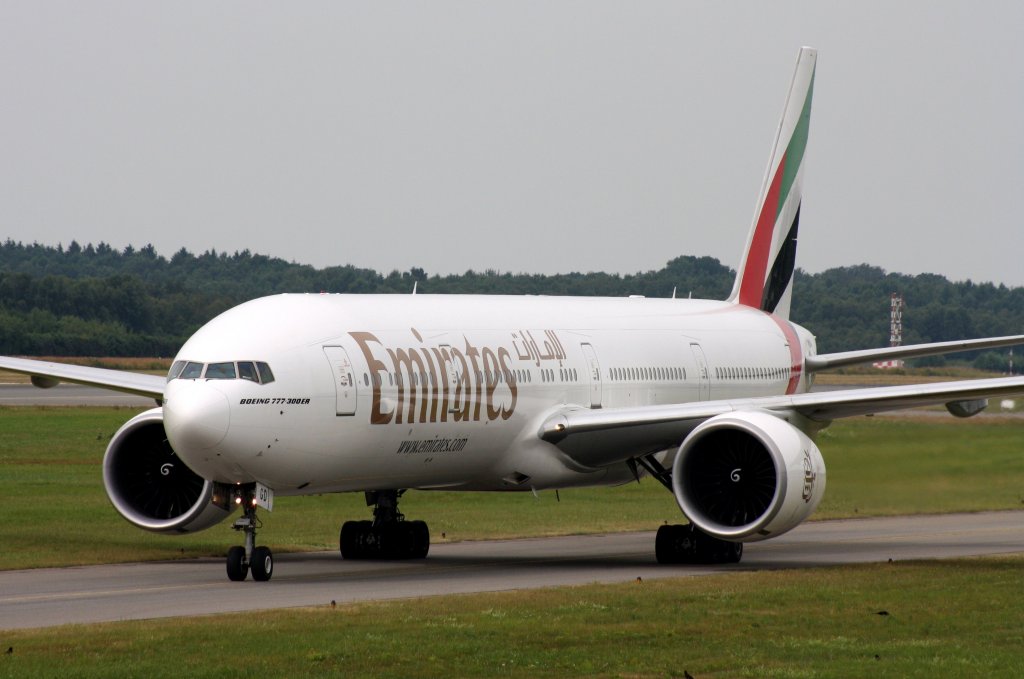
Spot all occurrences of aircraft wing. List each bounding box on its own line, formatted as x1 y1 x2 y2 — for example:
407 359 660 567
540 375 1024 469
806 335 1024 371
0 356 165 400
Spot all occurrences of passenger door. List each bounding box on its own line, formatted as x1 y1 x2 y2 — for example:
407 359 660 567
580 343 603 408
690 343 710 401
323 345 357 416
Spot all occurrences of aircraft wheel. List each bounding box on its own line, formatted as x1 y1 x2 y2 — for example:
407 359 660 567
340 520 372 559
721 541 743 564
340 521 358 559
655 524 744 565
251 546 274 581
410 520 430 559
226 546 248 581
377 522 401 559
655 524 688 564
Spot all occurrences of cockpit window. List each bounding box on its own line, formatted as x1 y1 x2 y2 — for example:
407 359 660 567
237 361 259 382
205 362 237 380
255 362 275 385
180 361 205 379
167 360 187 381
169 360 274 384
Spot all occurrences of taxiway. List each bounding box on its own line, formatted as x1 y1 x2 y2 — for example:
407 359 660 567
2 510 1022 630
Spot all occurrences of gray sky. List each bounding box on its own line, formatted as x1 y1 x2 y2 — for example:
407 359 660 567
2 2 1022 287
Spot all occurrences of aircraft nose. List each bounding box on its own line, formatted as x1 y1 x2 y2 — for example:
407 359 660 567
164 381 230 451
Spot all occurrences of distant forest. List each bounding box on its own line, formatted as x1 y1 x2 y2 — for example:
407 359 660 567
1 239 1022 369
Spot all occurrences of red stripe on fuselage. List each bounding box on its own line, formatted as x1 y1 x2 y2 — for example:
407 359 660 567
738 153 786 308
767 312 803 395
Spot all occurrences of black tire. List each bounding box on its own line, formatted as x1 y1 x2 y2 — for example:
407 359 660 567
689 526 743 565
251 546 274 581
708 538 742 564
377 523 400 559
655 524 689 564
410 520 430 559
340 521 359 559
226 546 248 581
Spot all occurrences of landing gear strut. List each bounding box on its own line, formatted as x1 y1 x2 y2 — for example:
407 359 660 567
226 486 274 581
655 523 742 565
339 489 430 560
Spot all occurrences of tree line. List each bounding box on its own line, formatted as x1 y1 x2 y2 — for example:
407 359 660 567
1 239 1022 368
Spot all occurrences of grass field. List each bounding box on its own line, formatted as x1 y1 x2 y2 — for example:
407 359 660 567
2 406 1023 676
1 557 1023 677
1 406 1023 570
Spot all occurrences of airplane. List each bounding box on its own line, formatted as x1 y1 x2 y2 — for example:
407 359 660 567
3 47 1024 582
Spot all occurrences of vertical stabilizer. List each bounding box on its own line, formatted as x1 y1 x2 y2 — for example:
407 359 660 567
728 47 816 320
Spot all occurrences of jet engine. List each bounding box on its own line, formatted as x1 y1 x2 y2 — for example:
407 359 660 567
671 410 825 542
103 408 234 533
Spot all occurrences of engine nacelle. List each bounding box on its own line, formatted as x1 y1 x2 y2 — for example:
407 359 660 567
103 408 234 533
672 411 825 542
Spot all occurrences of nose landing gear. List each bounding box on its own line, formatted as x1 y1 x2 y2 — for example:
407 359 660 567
226 486 274 582
339 489 430 560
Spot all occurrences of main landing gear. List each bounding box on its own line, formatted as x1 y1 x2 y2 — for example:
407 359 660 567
339 489 430 560
631 454 743 565
655 523 743 565
226 486 274 582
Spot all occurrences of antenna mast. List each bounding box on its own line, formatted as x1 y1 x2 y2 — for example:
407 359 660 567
874 292 904 369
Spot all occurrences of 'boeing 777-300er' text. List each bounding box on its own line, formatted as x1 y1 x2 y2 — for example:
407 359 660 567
4 47 1023 581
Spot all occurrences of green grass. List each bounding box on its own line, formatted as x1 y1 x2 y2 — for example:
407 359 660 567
814 415 1024 516
2 557 1023 677
2 407 1024 676
1 407 1023 570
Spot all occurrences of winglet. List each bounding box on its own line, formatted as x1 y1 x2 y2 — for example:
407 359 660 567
728 47 816 320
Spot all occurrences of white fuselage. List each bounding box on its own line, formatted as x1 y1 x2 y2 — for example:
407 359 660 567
162 294 817 496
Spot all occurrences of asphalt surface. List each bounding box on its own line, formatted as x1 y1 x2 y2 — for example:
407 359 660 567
0 383 157 407
2 510 1022 631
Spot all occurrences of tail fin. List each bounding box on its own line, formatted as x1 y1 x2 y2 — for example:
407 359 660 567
728 47 816 320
